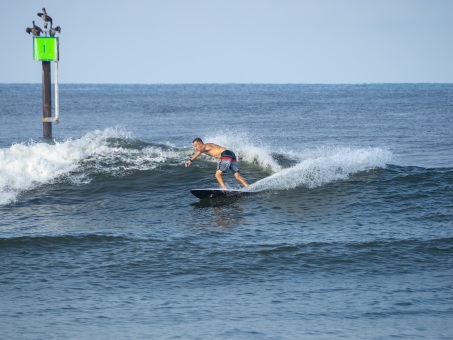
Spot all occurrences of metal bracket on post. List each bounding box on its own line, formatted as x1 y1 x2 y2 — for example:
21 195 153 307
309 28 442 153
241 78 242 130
43 60 60 123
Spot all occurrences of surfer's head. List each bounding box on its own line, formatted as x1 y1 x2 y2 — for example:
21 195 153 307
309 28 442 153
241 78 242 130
192 137 204 151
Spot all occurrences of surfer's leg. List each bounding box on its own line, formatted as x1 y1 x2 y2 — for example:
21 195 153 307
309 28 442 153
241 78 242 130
234 172 248 187
215 169 227 189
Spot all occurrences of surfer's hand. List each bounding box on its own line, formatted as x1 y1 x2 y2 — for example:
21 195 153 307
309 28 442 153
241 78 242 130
185 159 192 167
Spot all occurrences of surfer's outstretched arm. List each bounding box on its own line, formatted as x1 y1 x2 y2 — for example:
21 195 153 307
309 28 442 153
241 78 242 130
185 150 201 167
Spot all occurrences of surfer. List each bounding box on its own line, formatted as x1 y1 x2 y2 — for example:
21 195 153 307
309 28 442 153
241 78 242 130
185 137 249 189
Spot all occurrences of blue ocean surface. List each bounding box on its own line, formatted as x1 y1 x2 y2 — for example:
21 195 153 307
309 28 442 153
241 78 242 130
0 84 452 339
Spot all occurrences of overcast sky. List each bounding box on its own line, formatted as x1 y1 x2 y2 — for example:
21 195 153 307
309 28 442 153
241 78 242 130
2 0 452 83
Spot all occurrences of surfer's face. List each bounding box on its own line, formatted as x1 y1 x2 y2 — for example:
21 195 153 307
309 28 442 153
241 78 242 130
193 141 203 151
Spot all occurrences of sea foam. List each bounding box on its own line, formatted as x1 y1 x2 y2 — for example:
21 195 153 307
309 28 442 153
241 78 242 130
249 146 392 191
0 128 173 205
201 133 392 191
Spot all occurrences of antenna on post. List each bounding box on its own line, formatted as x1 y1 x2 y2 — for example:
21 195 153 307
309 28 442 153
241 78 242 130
26 8 62 139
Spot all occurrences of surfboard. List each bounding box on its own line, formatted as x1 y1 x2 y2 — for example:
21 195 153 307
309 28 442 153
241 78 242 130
190 188 258 199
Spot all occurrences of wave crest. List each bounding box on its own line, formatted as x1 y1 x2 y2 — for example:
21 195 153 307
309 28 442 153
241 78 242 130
0 128 178 205
250 147 392 191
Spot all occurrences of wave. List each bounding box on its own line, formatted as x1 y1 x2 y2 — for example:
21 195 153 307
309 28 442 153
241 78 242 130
1 127 395 205
0 234 129 249
249 146 392 191
3 234 451 276
0 128 185 205
203 133 393 192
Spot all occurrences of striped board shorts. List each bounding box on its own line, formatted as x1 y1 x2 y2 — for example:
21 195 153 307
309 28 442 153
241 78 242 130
217 150 240 173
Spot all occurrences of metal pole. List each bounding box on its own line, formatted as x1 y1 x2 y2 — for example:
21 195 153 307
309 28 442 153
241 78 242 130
42 60 52 138
55 61 59 122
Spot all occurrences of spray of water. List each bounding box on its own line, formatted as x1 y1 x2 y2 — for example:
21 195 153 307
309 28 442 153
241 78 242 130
249 146 392 191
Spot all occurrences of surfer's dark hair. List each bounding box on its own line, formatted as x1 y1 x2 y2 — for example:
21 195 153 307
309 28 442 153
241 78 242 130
193 137 203 143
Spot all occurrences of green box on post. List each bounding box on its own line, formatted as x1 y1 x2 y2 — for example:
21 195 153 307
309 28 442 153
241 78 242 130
33 37 59 61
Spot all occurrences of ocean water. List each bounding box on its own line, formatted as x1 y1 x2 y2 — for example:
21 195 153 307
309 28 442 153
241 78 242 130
0 84 452 339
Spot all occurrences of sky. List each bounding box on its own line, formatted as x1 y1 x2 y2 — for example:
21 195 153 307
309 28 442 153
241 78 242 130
2 0 453 84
